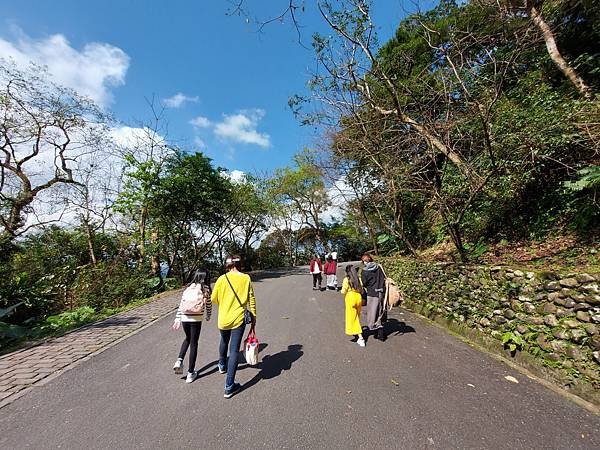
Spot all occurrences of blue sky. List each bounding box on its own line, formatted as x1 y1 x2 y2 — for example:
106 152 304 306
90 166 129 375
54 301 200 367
1 0 435 175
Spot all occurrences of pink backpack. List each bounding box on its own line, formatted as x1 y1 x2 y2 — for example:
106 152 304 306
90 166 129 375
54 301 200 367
179 283 207 314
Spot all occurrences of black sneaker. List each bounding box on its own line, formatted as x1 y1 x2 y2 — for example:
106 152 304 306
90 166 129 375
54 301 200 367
224 382 242 399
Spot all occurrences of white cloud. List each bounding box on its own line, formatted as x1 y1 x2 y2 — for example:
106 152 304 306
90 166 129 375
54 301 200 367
163 92 199 108
227 170 247 183
322 177 355 223
213 109 270 148
0 29 129 107
109 126 164 148
190 115 212 128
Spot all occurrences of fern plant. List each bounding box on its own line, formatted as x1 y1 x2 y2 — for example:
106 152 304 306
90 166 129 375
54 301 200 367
564 165 600 192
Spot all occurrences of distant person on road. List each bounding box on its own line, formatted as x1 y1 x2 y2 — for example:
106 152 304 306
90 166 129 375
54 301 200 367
211 255 257 399
309 254 323 291
341 264 365 347
360 253 386 341
324 255 338 290
172 270 212 383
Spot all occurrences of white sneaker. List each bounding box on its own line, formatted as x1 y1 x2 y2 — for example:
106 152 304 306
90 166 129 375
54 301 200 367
186 371 198 383
173 359 183 374
357 338 366 347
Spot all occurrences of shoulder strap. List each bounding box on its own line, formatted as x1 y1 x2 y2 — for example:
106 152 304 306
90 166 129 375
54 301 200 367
225 274 245 309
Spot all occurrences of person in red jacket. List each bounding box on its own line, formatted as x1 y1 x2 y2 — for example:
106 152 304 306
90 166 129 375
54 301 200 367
324 255 338 290
309 255 323 290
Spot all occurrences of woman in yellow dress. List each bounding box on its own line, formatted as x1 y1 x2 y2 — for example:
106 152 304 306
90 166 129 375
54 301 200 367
341 264 366 347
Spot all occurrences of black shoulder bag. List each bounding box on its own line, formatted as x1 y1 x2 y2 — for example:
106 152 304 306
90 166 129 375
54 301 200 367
225 274 254 324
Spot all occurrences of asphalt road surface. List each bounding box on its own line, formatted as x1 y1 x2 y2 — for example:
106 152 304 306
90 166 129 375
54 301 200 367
1 266 599 449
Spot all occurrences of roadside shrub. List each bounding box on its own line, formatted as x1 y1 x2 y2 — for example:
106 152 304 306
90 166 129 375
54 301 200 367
71 260 158 310
44 306 97 332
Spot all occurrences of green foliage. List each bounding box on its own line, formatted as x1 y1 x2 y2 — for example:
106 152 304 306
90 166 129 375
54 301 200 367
269 149 331 253
71 261 159 310
501 332 525 353
463 240 488 261
44 307 97 332
0 302 23 319
564 165 600 192
325 222 372 260
0 228 164 331
312 0 600 257
0 302 28 349
150 151 230 227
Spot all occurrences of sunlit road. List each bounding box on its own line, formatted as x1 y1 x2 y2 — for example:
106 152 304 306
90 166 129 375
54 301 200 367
1 266 599 449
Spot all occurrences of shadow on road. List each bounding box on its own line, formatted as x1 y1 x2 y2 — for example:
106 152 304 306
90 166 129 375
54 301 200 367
241 344 304 392
191 343 271 380
383 318 416 338
178 360 220 381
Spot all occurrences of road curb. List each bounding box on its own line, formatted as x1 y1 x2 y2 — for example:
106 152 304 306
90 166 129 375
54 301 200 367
0 303 176 410
0 289 183 360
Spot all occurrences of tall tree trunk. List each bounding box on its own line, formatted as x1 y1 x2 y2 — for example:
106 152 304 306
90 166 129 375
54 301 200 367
448 222 467 262
150 228 160 277
138 204 147 263
530 5 593 99
83 218 97 265
395 223 417 257
357 199 379 254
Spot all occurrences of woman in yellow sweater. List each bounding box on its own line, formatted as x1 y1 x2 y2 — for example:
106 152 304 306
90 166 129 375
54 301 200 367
211 255 257 398
341 264 365 347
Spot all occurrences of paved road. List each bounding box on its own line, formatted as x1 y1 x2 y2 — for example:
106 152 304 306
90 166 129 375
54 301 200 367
0 291 180 408
1 267 599 449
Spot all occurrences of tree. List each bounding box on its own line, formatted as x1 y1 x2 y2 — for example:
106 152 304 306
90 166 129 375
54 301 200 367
0 60 107 246
219 174 278 268
148 151 232 281
301 0 598 260
269 150 331 252
57 138 124 265
492 0 595 98
113 107 173 273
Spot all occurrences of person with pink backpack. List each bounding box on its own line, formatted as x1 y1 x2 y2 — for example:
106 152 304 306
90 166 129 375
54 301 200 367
172 270 212 383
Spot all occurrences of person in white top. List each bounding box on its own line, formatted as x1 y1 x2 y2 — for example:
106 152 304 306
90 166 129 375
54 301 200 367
172 270 212 383
309 254 323 290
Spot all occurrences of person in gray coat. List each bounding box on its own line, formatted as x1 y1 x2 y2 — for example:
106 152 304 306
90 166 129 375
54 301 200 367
360 253 386 341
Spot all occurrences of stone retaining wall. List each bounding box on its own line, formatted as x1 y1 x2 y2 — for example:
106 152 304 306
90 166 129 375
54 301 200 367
383 258 600 389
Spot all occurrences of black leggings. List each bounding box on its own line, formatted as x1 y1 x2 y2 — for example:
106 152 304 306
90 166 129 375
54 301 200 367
312 273 322 288
178 322 202 372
